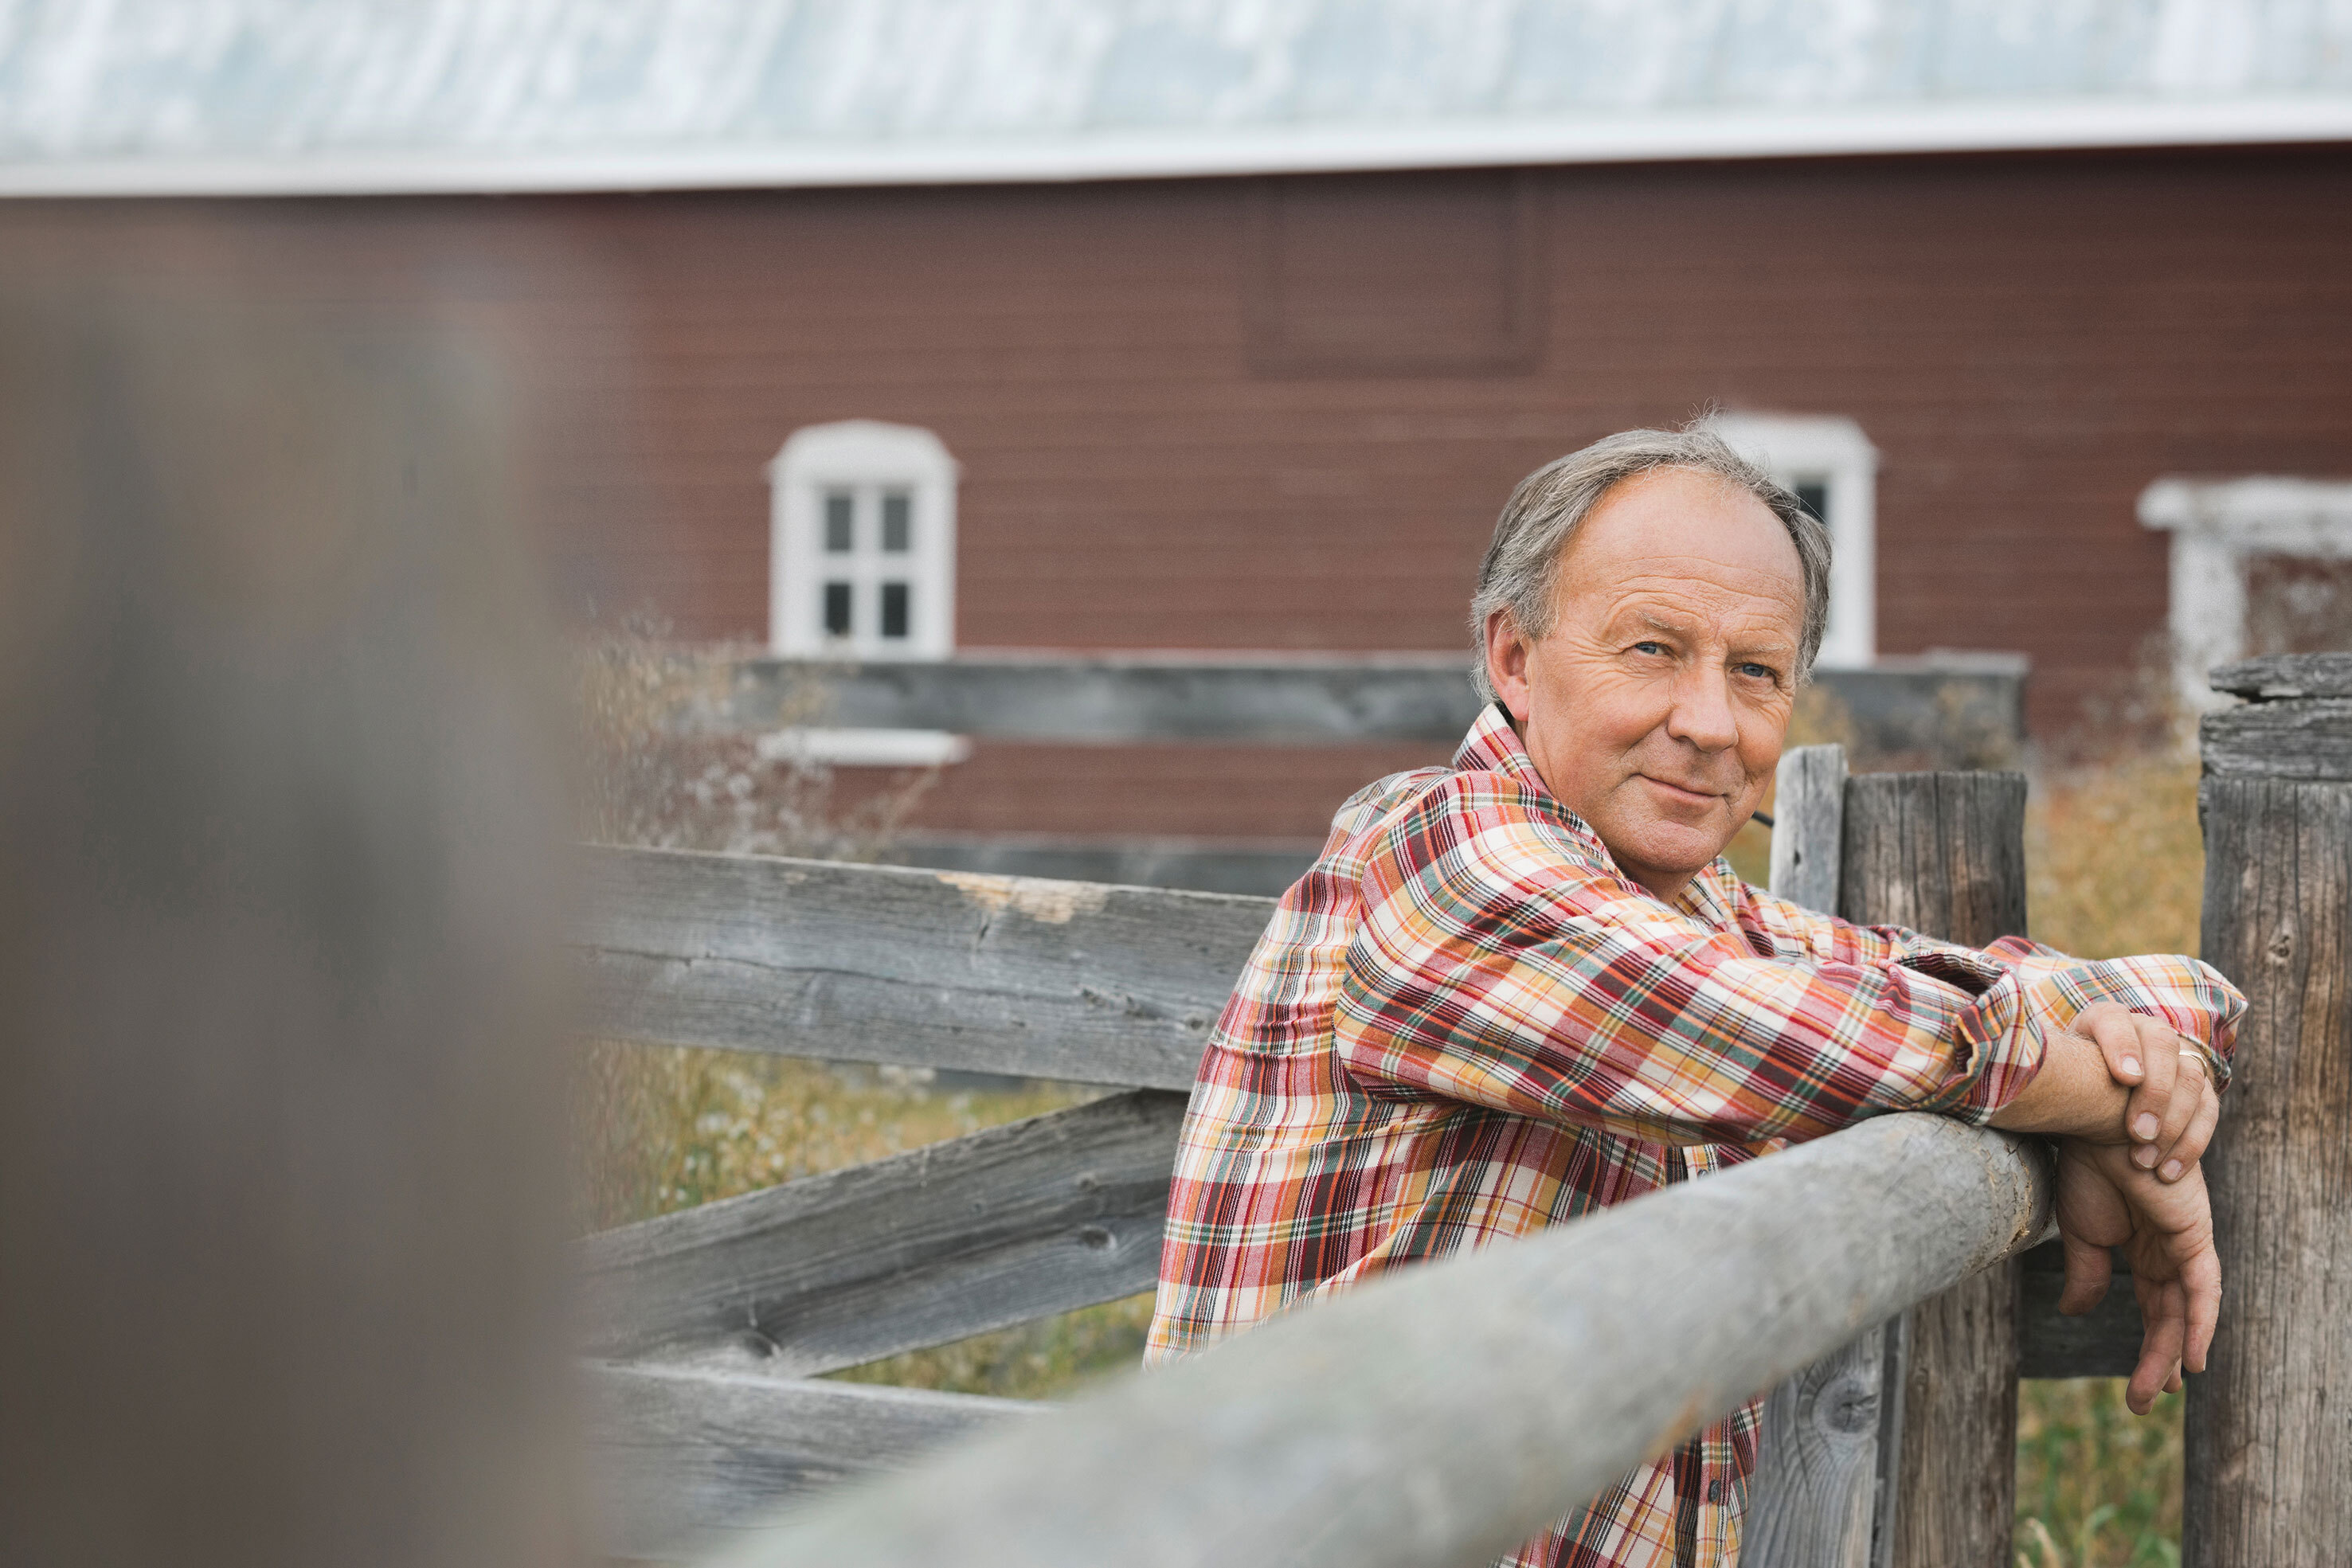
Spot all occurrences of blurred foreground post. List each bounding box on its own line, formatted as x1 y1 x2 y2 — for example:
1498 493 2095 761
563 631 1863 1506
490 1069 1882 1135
2188 655 2352 1561
0 294 573 1566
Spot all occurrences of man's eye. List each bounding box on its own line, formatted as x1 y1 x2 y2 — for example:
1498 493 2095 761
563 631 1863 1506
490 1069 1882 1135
1736 663 1779 682
1632 640 1669 656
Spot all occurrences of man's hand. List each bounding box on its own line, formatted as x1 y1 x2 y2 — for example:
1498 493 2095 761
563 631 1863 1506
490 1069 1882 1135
2053 1137 2220 1414
1990 1001 2221 1179
2068 1001 2221 1181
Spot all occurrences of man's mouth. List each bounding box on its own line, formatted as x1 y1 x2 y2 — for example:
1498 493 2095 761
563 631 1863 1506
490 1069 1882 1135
1638 775 1728 807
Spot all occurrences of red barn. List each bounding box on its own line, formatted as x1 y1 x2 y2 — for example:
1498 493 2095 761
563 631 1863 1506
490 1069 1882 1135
9 3 2350 888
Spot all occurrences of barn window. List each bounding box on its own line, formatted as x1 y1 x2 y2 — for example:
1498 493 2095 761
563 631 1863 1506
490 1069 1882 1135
763 421 966 768
769 421 958 660
1708 414 1880 670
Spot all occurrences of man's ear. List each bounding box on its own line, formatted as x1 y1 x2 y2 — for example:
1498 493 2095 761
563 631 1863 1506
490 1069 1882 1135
1483 610 1534 721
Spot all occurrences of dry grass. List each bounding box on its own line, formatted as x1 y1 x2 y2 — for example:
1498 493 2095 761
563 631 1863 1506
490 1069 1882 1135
567 628 1161 1396
574 1042 1150 1398
2013 737 2201 1566
2028 751 2203 964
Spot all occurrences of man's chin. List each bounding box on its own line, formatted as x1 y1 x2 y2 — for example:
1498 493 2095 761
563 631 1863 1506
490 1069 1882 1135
1606 817 1738 892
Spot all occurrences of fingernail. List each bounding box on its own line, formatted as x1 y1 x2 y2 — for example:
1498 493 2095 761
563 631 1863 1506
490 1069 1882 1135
2135 1113 2159 1140
2134 1144 2159 1168
2162 1159 2184 1182
2121 1055 2141 1077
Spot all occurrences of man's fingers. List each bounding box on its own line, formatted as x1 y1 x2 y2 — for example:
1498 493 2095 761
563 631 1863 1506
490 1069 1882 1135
2123 1017 2178 1160
2181 1239 2223 1374
2083 1003 2147 1083
2130 1277 2187 1415
2159 1077 2221 1180
2056 1230 2115 1316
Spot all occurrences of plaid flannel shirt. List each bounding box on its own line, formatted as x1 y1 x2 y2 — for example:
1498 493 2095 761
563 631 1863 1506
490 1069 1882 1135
1145 702 2244 1568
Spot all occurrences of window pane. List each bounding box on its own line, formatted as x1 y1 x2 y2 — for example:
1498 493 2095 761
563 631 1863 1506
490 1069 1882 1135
824 491 855 553
1794 478 1831 525
881 491 912 553
880 581 910 639
824 581 852 636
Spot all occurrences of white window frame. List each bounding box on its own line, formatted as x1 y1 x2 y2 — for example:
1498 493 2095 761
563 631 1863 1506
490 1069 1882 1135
2139 476 2352 707
769 420 958 660
1708 413 1879 670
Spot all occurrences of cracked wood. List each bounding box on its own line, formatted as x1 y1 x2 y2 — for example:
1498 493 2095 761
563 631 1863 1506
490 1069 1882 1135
587 1362 1035 1559
572 844 1271 1089
581 1089 1185 1371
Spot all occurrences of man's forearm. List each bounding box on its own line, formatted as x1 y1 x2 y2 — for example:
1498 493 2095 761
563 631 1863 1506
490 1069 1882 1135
1986 1025 2133 1141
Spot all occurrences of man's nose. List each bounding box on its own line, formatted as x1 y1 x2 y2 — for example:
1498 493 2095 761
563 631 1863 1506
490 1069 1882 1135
1664 664 1740 753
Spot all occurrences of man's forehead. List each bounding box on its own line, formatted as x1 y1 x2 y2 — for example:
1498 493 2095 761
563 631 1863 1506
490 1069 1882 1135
1556 471 1805 612
1621 600 1801 651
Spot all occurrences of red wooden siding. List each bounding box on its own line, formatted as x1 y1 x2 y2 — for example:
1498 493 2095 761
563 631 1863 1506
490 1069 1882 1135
6 144 2349 765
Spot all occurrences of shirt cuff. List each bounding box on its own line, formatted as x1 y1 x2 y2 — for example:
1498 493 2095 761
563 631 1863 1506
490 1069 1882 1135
1994 954 2245 1103
1941 971 2051 1124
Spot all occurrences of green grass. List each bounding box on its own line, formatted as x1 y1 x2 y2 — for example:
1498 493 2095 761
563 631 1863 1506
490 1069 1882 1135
2017 1382 2184 1567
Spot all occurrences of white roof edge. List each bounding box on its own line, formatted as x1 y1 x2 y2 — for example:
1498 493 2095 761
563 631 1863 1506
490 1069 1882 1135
4 94 2349 198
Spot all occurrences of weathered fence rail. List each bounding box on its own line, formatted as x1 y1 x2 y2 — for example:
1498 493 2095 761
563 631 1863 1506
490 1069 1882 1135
575 844 1258 1089
581 1088 1184 1370
693 1112 2054 1568
718 652 2028 765
573 747 2158 1562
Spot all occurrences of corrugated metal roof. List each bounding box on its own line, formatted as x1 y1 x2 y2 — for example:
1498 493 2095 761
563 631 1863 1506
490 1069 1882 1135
2 0 2346 194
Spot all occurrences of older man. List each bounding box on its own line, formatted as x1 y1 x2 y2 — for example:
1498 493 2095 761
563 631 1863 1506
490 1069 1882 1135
1144 427 2242 1568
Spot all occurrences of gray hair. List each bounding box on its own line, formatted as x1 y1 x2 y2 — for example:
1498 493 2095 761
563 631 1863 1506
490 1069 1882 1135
1469 424 1833 701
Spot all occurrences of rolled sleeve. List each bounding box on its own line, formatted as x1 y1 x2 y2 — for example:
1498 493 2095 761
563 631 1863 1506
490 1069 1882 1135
1334 780 2061 1147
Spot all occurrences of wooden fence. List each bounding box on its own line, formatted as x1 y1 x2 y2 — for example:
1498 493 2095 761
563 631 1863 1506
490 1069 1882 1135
577 740 2240 1566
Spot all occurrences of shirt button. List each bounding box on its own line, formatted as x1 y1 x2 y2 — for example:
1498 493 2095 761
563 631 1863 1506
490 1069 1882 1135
1707 1480 1725 1503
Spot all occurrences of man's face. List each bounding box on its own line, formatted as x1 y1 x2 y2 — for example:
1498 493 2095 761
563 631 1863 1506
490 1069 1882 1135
1484 466 1804 901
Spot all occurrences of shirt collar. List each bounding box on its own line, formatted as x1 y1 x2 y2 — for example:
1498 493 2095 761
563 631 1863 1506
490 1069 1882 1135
1451 700 1548 788
1451 700 1741 925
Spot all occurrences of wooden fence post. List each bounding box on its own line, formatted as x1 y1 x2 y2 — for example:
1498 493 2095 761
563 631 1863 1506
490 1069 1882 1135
2186 654 2352 1561
1747 758 2029 1568
1842 771 2030 1568
1747 745 1895 1568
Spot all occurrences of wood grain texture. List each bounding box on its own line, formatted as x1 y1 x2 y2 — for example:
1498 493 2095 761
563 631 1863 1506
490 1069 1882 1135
582 1089 1184 1370
708 1112 2055 1568
2205 651 2352 702
587 1360 1036 1559
1748 742 1883 1568
573 843 1270 1089
2185 780 2352 1562
1842 771 2030 1568
1743 1326 1891 1568
1767 744 1849 916
2199 698 2352 783
2018 1239 2142 1380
